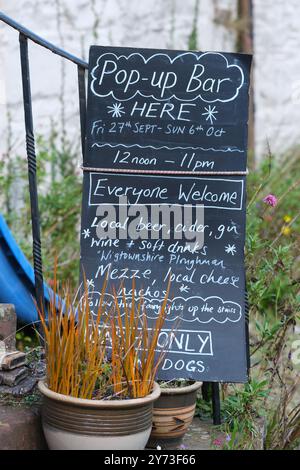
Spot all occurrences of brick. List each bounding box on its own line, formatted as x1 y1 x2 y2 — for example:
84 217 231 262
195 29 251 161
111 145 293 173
0 351 26 370
0 367 28 386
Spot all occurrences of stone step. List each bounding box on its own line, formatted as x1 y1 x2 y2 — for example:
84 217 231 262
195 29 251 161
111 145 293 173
0 405 47 450
0 376 38 397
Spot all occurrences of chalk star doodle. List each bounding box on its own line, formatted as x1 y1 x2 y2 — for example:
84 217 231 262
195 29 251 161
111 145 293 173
86 279 95 289
82 228 91 239
202 105 218 125
179 284 190 293
107 102 125 118
225 243 237 256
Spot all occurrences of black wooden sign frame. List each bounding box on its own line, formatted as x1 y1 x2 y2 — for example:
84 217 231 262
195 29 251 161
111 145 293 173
81 45 252 417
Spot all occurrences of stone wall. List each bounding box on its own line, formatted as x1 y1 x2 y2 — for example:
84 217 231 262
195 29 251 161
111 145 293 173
2 1 300 165
253 0 300 158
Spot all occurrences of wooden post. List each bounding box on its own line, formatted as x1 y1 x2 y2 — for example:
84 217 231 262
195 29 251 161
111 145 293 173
237 0 255 167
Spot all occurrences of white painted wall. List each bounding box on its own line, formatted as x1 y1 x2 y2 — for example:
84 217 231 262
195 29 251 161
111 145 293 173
3 1 300 167
253 0 300 158
0 0 237 165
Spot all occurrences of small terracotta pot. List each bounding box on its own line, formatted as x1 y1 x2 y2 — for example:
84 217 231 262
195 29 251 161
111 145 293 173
38 381 160 450
147 381 202 449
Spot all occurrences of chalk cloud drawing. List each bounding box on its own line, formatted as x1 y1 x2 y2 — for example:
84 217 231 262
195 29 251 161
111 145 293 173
91 52 244 104
86 292 242 324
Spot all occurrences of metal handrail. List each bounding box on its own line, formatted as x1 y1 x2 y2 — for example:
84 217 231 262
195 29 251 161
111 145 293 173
0 11 88 68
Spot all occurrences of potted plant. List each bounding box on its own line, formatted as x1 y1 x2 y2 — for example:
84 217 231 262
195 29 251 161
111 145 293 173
37 276 170 450
147 379 202 449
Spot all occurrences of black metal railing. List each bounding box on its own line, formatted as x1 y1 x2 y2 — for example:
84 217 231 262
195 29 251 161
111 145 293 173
0 12 88 326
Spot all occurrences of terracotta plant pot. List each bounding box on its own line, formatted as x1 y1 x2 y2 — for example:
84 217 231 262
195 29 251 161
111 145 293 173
38 381 161 450
147 381 202 449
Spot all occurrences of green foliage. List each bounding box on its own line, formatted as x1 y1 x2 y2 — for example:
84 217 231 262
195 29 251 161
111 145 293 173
220 380 268 449
195 396 214 421
197 149 300 450
0 132 82 287
16 330 35 351
223 380 268 425
188 0 200 50
245 152 300 449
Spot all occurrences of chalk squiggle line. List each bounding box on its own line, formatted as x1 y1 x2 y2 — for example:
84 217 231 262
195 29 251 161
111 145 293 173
86 292 242 324
91 142 244 153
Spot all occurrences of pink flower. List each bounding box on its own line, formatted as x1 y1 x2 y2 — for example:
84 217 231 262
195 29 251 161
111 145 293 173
179 443 188 449
263 194 278 207
212 438 223 447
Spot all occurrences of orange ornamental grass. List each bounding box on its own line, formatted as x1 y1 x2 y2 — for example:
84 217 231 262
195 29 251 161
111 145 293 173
38 271 171 401
110 279 171 399
38 272 110 400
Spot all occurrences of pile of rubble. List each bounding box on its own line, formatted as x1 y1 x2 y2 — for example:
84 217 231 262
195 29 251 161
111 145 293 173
0 304 45 398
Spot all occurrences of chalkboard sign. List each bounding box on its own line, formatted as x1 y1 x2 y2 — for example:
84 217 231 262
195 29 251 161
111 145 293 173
85 46 251 173
80 46 252 383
